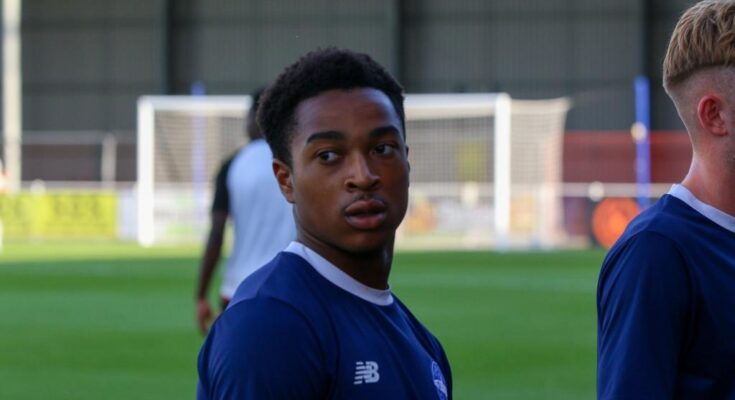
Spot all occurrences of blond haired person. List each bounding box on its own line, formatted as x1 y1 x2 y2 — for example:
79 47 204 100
597 1 735 398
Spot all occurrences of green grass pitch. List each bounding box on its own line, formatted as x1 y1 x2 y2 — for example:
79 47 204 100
0 243 604 399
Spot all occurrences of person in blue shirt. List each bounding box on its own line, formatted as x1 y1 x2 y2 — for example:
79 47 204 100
197 47 452 399
597 1 735 398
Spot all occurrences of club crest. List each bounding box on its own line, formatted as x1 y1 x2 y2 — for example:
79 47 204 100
431 360 448 400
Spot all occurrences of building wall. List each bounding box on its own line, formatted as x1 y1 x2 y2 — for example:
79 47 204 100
167 0 399 94
22 0 166 132
563 130 691 183
10 0 700 181
402 0 645 130
18 0 699 132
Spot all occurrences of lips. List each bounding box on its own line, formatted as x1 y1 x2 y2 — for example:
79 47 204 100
344 198 387 230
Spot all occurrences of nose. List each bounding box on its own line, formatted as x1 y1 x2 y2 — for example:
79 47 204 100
345 154 380 191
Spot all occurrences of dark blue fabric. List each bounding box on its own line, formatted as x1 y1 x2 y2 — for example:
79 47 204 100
597 195 735 399
198 252 452 399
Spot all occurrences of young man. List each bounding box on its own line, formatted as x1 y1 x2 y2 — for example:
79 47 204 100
194 88 296 335
597 1 735 398
197 48 452 399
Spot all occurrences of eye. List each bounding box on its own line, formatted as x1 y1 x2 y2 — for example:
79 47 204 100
317 150 339 163
374 143 396 156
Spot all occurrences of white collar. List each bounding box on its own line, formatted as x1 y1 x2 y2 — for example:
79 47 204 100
284 241 394 306
668 184 735 233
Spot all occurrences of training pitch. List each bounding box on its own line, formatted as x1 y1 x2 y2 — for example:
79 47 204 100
0 243 604 399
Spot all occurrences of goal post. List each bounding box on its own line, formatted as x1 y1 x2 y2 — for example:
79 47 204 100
136 93 571 249
400 94 571 250
136 95 251 246
402 93 514 249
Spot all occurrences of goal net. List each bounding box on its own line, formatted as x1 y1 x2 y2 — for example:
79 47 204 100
137 96 250 246
137 93 571 249
401 94 570 250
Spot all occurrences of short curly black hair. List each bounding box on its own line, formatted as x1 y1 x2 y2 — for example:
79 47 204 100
257 47 405 167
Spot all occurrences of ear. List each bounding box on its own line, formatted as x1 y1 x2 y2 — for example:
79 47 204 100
273 159 295 204
697 94 728 136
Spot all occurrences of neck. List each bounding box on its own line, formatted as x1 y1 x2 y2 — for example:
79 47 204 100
297 233 393 290
681 155 735 216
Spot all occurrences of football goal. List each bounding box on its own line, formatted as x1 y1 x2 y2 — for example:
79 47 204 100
136 93 571 249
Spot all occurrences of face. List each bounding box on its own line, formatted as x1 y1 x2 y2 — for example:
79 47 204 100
273 88 410 257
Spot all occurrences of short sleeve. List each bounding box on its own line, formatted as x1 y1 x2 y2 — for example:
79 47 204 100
197 297 328 399
211 157 233 214
597 231 692 399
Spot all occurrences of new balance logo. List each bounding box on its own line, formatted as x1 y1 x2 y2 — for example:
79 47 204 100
353 361 380 385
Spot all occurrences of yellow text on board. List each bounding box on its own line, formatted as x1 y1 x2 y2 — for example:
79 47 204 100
0 191 118 240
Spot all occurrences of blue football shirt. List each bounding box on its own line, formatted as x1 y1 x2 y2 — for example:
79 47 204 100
197 242 452 399
597 185 735 399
